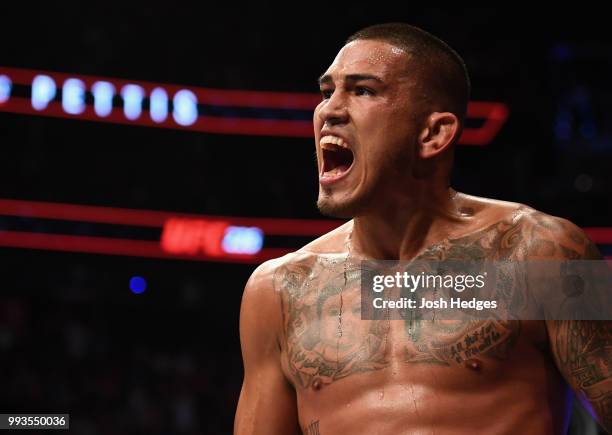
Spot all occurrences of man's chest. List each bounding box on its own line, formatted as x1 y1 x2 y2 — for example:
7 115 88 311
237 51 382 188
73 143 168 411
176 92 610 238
275 213 550 389
276 256 548 391
280 303 545 390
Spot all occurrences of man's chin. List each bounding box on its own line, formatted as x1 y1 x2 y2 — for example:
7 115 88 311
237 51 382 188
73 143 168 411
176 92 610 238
317 196 360 219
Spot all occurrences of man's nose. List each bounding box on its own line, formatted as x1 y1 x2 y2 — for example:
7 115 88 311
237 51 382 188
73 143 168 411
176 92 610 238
317 91 348 125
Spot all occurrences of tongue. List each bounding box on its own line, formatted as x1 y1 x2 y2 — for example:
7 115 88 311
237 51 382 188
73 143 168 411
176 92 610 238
324 164 350 176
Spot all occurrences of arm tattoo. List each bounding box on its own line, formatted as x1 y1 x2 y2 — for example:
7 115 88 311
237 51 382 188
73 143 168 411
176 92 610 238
552 320 612 432
533 212 612 430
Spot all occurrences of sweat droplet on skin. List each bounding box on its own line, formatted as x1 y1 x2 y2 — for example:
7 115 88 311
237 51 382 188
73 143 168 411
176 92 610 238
459 207 474 217
312 378 322 391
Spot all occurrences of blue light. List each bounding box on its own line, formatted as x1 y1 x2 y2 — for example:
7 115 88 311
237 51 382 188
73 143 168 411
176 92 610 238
0 75 12 103
550 43 573 62
130 276 147 294
580 121 597 140
554 110 572 141
31 75 57 110
172 89 198 126
150 87 168 123
62 78 86 115
222 226 264 254
92 81 115 117
121 84 145 120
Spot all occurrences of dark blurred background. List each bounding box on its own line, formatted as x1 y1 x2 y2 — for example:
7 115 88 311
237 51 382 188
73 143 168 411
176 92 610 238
0 4 610 434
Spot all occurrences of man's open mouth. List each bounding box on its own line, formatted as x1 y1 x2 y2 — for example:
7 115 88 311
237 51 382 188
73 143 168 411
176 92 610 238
320 136 354 182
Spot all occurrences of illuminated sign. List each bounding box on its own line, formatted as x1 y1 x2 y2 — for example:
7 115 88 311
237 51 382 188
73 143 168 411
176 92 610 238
160 218 264 256
0 75 11 103
0 198 340 263
0 67 509 144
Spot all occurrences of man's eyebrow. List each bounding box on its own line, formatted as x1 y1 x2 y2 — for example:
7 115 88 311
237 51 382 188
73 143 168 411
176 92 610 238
317 73 384 86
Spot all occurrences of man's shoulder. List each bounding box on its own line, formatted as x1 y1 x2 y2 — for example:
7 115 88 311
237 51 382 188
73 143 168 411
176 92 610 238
515 207 600 259
246 220 352 292
464 193 574 231
456 194 599 259
476 196 597 260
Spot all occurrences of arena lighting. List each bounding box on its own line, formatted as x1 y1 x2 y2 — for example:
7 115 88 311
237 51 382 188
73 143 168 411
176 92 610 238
91 81 115 117
0 198 341 263
150 87 168 122
129 276 147 294
62 78 86 115
583 227 612 244
31 74 56 110
222 226 265 254
0 75 12 103
160 218 265 257
461 101 509 146
121 84 145 120
0 198 609 262
0 67 508 144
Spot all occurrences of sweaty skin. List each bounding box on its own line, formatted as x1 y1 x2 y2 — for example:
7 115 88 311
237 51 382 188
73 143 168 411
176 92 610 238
237 201 603 435
235 38 610 434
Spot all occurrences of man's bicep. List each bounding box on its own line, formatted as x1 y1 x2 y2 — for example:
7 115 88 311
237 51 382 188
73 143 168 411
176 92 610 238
234 264 299 435
547 319 612 433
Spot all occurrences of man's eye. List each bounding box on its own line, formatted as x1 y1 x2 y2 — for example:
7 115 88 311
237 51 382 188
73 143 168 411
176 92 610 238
356 87 374 96
319 88 373 99
320 89 333 99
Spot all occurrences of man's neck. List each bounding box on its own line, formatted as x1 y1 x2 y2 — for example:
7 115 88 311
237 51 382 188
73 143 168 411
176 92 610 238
351 186 468 260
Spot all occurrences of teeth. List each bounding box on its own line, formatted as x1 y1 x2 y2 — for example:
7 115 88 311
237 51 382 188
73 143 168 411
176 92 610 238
320 135 347 149
324 166 344 176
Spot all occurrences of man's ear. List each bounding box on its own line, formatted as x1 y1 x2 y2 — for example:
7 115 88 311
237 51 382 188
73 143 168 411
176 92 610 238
417 112 460 159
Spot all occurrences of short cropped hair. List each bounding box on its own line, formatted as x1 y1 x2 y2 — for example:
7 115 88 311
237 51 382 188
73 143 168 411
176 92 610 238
346 23 471 131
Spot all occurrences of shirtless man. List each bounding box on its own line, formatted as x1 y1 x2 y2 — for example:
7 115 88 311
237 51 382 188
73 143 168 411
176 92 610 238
234 23 611 434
